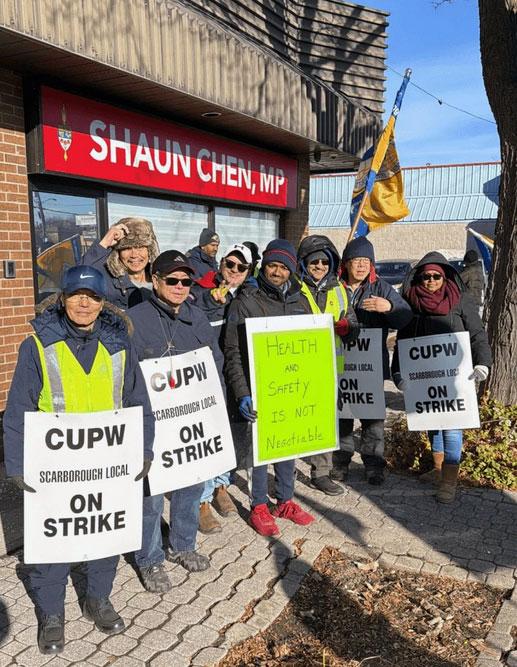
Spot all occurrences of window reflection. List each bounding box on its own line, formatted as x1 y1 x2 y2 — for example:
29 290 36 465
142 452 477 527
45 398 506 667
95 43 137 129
32 191 99 301
107 193 208 254
214 207 279 257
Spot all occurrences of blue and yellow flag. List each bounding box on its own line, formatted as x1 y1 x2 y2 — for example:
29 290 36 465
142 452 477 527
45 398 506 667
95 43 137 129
468 228 493 274
350 69 411 238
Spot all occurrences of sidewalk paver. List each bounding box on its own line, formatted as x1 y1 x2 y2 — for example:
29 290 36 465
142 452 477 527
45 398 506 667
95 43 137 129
0 441 515 667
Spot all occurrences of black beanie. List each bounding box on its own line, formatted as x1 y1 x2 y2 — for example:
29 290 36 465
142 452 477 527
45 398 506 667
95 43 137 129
342 236 375 263
199 228 220 246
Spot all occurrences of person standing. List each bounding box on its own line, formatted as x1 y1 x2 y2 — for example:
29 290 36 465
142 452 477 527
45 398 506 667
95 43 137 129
224 239 315 536
331 236 413 485
81 217 159 310
129 250 226 591
460 249 485 309
297 234 360 495
186 228 220 279
392 252 492 503
190 243 253 533
2 266 154 655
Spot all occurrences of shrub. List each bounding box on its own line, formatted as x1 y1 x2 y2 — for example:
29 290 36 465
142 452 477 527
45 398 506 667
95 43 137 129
384 395 517 490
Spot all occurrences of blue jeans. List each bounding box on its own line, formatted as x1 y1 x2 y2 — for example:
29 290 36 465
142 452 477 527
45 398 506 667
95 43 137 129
250 460 295 508
428 429 463 464
200 472 231 503
28 557 118 615
134 482 204 568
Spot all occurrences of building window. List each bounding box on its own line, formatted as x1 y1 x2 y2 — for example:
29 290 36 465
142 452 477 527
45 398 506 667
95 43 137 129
107 192 209 254
214 207 279 255
32 191 100 302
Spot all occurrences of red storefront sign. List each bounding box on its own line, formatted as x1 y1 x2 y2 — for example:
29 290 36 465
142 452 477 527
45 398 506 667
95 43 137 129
40 86 298 209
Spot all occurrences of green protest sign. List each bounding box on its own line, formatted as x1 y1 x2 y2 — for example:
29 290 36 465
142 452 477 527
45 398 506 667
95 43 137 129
246 314 338 465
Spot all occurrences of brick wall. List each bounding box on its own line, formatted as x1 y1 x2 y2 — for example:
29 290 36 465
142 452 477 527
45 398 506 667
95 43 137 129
0 68 34 411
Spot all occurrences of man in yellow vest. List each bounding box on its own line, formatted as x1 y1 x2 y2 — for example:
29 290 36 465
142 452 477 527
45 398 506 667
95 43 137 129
297 235 360 495
3 265 154 655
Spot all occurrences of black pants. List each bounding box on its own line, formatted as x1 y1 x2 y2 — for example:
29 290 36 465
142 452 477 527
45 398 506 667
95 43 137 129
333 418 385 469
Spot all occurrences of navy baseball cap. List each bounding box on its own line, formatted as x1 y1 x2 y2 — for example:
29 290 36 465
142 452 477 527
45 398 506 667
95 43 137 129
61 266 107 298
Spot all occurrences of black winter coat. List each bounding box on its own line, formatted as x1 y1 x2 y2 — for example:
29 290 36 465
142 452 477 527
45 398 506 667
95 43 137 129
186 246 218 279
342 269 413 379
391 252 492 378
223 273 311 403
128 295 225 388
460 260 485 307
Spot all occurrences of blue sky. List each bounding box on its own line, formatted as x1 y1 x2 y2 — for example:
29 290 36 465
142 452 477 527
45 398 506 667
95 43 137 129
367 0 500 167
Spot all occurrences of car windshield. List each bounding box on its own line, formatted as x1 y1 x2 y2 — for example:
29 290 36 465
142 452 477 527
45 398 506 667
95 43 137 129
376 262 411 275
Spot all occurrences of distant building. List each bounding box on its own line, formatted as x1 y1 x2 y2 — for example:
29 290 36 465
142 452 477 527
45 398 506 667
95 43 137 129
309 162 500 260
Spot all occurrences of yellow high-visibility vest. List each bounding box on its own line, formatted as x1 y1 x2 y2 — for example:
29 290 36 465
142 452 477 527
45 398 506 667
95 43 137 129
300 281 348 374
32 335 126 412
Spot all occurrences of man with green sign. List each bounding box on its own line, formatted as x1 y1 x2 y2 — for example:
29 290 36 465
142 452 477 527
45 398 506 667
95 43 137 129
224 239 315 537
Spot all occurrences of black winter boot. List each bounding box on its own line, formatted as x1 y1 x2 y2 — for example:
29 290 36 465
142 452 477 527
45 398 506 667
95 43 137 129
83 596 125 634
38 614 64 655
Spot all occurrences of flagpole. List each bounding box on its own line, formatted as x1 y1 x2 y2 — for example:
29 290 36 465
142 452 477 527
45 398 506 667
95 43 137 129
346 68 412 245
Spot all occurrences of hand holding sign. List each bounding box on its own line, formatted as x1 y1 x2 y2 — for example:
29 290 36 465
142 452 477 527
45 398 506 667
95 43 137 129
468 365 489 382
134 458 152 481
12 475 36 493
239 396 257 422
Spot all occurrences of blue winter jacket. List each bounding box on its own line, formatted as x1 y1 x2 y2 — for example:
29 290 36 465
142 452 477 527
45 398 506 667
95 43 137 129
128 295 225 389
343 269 413 379
2 300 155 476
81 242 153 310
186 246 218 280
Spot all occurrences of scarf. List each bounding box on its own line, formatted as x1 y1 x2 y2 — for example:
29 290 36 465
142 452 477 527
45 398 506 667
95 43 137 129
407 278 461 315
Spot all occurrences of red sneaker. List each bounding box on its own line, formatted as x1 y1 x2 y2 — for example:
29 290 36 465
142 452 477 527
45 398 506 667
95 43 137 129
272 500 315 526
249 503 280 537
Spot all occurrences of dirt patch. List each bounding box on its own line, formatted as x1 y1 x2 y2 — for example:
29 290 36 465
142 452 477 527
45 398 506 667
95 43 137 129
219 547 506 667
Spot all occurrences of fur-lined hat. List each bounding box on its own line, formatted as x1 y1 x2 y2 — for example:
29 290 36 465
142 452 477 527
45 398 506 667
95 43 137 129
106 217 159 278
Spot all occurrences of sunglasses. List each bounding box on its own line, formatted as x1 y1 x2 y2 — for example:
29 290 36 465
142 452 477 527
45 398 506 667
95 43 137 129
225 259 249 273
420 273 443 281
162 277 193 287
309 259 330 267
65 293 103 303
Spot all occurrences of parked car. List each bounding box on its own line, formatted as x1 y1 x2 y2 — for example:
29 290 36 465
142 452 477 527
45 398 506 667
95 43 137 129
375 259 414 288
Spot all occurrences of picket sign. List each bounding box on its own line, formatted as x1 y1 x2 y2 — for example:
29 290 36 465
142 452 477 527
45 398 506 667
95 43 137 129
338 328 386 420
398 331 480 431
140 347 235 495
246 314 338 466
24 406 143 564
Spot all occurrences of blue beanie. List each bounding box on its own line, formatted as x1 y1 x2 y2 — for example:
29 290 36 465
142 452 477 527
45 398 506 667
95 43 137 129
262 239 297 274
62 265 107 298
341 237 375 263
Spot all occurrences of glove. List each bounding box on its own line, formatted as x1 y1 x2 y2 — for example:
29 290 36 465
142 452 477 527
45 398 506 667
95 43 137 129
239 396 257 422
468 365 489 382
12 476 36 493
334 319 350 337
134 459 152 482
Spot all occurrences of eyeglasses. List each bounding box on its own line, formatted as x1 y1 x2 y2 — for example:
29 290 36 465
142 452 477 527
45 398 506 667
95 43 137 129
309 259 330 267
420 273 443 281
162 277 193 287
350 258 370 266
224 259 250 273
65 293 103 303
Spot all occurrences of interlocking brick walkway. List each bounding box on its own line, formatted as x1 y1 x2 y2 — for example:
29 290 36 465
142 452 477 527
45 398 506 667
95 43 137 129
0 458 515 666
